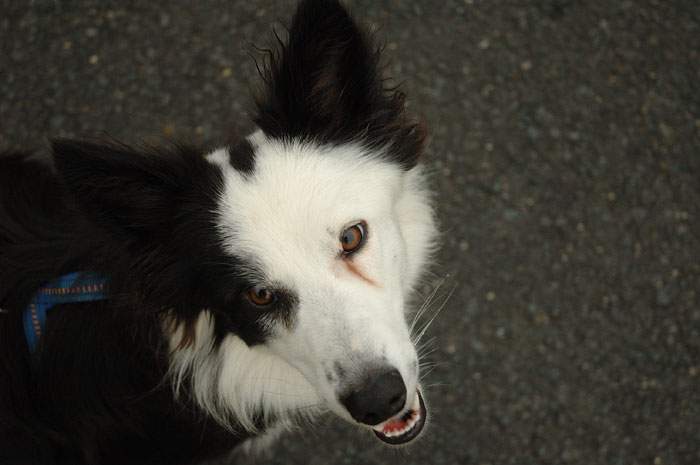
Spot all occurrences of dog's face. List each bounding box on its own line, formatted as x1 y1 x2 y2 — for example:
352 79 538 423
53 0 437 446
208 134 435 434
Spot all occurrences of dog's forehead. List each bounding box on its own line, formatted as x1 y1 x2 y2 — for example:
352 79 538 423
208 138 402 274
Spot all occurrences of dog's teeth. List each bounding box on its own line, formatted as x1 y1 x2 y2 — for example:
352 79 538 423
385 416 417 437
374 405 421 438
371 390 424 439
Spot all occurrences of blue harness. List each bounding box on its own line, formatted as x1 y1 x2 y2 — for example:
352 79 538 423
23 272 108 353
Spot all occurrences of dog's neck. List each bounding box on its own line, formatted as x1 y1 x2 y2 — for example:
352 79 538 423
23 271 108 352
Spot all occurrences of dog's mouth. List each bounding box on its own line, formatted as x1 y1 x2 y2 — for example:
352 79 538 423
371 389 426 445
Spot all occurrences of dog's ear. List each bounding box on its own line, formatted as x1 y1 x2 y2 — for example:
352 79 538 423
254 0 425 169
51 139 221 240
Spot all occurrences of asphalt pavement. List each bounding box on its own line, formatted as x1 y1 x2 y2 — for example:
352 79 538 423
1 1 699 464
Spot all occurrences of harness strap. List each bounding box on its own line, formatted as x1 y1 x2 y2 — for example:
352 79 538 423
23 272 108 353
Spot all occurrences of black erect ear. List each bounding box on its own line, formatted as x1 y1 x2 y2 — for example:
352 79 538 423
51 139 222 240
254 0 425 169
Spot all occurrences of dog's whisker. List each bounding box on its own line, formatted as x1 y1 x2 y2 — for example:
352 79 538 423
416 335 437 352
419 361 450 376
410 276 454 348
420 359 449 367
419 368 437 380
422 382 451 389
409 294 435 335
416 338 437 356
409 284 440 335
414 284 456 345
409 277 446 335
417 349 439 362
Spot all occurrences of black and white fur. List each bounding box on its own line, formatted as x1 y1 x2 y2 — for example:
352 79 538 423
0 1 438 463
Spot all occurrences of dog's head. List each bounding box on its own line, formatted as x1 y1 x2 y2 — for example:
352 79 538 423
53 0 437 446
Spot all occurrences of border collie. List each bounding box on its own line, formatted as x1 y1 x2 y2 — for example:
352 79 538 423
0 0 438 463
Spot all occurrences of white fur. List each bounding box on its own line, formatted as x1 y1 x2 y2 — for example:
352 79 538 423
167 311 321 433
172 133 437 439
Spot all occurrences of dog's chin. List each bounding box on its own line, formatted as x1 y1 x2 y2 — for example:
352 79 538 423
369 389 427 446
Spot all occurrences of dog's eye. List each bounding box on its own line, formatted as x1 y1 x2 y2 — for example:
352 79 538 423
246 285 275 306
340 222 366 254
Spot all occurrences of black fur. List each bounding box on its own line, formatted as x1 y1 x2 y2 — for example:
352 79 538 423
227 139 256 176
0 144 260 465
254 0 426 169
0 141 296 463
0 145 302 462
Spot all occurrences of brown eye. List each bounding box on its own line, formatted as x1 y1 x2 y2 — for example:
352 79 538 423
246 285 275 306
340 222 366 254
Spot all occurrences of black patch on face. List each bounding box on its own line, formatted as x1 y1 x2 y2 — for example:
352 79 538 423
227 139 256 175
49 138 288 349
254 0 425 170
216 283 299 347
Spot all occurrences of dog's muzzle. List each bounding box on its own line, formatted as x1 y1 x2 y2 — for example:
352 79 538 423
371 389 426 445
340 367 427 445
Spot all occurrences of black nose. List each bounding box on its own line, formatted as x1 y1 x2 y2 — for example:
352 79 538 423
341 368 407 425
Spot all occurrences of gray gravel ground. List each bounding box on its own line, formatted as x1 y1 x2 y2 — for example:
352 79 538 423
2 1 699 464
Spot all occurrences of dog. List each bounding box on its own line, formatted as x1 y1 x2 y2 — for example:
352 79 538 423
0 0 438 463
